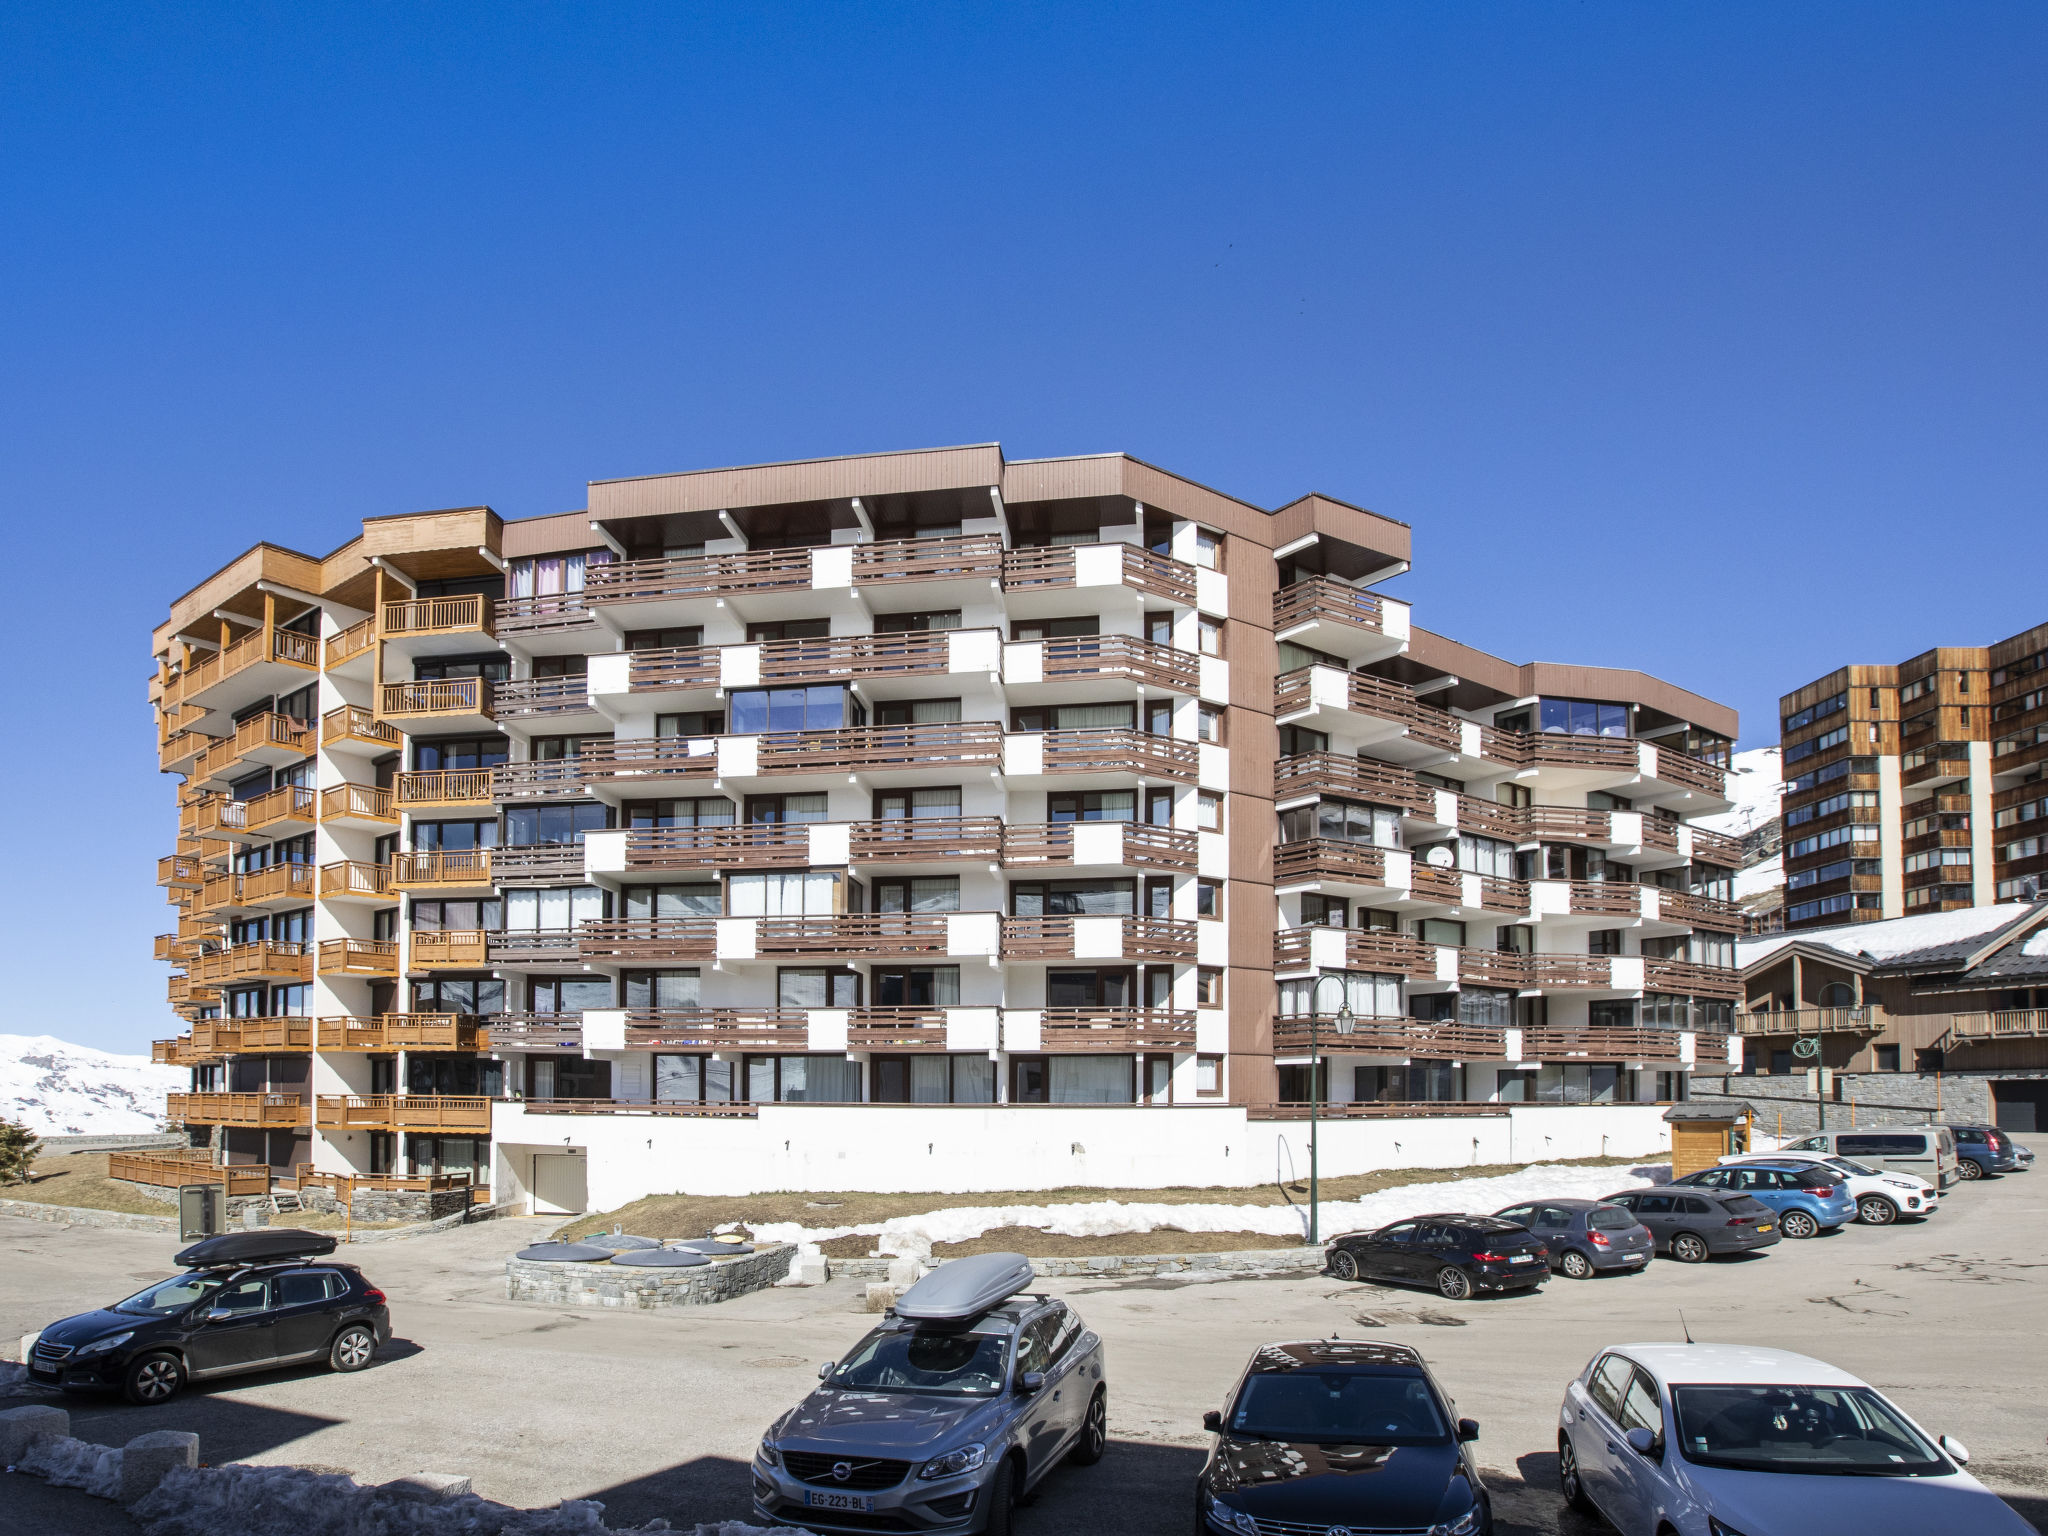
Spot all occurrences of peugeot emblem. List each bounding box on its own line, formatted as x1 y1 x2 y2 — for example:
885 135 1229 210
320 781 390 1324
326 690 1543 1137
1326 1527 1350 1536
832 1461 853 1482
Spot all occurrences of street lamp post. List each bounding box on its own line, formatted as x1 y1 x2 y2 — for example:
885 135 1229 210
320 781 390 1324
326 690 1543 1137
1306 974 1357 1246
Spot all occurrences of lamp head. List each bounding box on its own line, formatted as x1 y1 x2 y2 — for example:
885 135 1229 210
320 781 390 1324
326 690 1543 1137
1334 1005 1356 1035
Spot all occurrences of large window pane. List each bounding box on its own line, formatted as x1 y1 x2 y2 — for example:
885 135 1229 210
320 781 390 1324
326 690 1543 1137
1048 1055 1133 1103
951 1056 996 1103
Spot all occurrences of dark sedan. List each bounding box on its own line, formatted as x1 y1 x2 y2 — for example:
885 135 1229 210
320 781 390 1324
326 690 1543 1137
1600 1188 1780 1264
1325 1214 1549 1300
1197 1339 1490 1536
27 1230 390 1405
1491 1198 1654 1278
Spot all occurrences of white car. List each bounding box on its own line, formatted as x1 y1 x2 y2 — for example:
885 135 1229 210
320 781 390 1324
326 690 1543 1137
1719 1151 1938 1226
1557 1343 2032 1536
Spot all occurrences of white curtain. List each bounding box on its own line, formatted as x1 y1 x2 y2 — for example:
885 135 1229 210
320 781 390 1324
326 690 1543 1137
728 872 840 916
910 1057 950 1103
951 1056 996 1103
1049 1055 1133 1104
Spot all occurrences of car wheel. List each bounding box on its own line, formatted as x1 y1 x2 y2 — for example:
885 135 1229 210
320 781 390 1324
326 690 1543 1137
983 1456 1018 1536
1781 1210 1819 1240
1957 1158 1985 1181
1558 1433 1595 1514
1858 1195 1899 1226
1436 1267 1473 1301
123 1352 184 1406
1670 1232 1710 1264
1329 1250 1360 1282
1069 1389 1107 1466
330 1325 377 1373
1560 1250 1594 1280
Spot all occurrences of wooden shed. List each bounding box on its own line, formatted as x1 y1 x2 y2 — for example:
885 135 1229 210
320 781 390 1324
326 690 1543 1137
1664 1101 1754 1179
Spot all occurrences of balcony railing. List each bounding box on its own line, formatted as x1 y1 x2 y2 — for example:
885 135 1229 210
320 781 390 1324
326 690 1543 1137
755 631 961 685
585 534 1003 605
999 821 1198 872
380 678 494 720
484 1012 586 1049
1036 1008 1196 1050
626 647 722 691
578 918 719 961
1037 728 1199 782
495 592 595 637
321 704 401 751
316 1094 492 1132
158 854 204 888
1940 1009 2048 1047
492 676 594 717
1734 1007 1883 1037
1275 668 1463 753
621 1008 809 1050
1274 1015 1508 1057
1000 915 1197 961
320 783 397 825
395 768 497 809
1273 926 1440 979
1273 753 1440 818
1273 577 1388 635
381 593 493 639
190 941 312 984
109 1151 271 1197
850 817 1007 864
493 758 600 799
324 615 376 669
167 1092 308 1128
491 843 588 883
755 913 962 957
1522 1025 1692 1060
170 626 318 707
316 938 399 977
845 1009 953 1050
1033 635 1199 693
235 861 317 906
191 1018 313 1053
488 929 582 965
315 1013 486 1051
392 851 494 889
999 544 1196 604
622 823 814 870
411 929 490 967
318 860 393 899
1642 957 1742 1000
1653 889 1744 932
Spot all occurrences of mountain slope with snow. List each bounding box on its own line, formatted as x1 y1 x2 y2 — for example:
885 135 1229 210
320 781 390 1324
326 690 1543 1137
0 1035 184 1135
1699 746 1781 839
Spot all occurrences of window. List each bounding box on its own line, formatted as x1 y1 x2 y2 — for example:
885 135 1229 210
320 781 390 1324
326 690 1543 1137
509 549 613 602
1783 725 1850 765
1197 791 1223 831
1874 1044 1901 1072
623 969 701 1009
1195 967 1224 1007
1278 799 1400 848
531 733 611 761
1195 1055 1223 1096
1415 918 1465 947
1011 615 1098 641
655 709 725 739
874 610 961 633
873 697 962 727
728 686 858 733
412 977 503 1013
625 797 734 829
627 626 704 651
1198 704 1225 743
1191 527 1222 570
1279 725 1329 756
1145 611 1173 645
411 819 498 852
746 618 830 643
872 1055 994 1103
1457 835 1514 879
1010 702 1135 733
1782 692 1848 734
871 967 960 1006
1588 929 1623 956
1537 699 1630 738
1011 879 1135 916
1195 879 1222 918
777 968 862 1007
1278 971 1400 1019
1011 1055 1135 1104
504 802 611 845
744 792 830 824
624 883 720 918
875 786 963 820
1787 824 1880 859
872 877 960 912
1198 616 1224 656
410 897 500 931
728 872 842 915
1048 790 1135 823
414 735 508 771
744 1055 862 1103
503 886 604 933
529 975 611 1012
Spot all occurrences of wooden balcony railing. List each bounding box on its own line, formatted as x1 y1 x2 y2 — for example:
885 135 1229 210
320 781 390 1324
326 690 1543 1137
620 1008 810 1051
109 1152 270 1197
190 941 313 984
410 929 490 967
1035 635 1199 693
380 678 493 719
381 593 493 638
492 676 593 717
1273 1016 1508 1057
168 626 317 707
213 711 315 770
999 821 1198 871
1642 957 1743 1000
324 615 376 668
1275 668 1462 753
625 647 721 691
1273 926 1440 979
1524 806 1613 844
315 1013 486 1051
321 704 402 750
1654 889 1744 932
1556 880 1642 918
588 546 815 603
196 870 241 915
1000 915 1197 960
847 816 1006 864
1522 1025 1692 1060
191 1018 313 1053
392 850 494 888
755 913 962 957
491 842 587 883
624 823 813 870
320 782 396 824
1274 752 1439 818
495 591 596 637
242 784 318 834
236 861 317 905
395 768 497 808
1687 826 1744 868
1940 1009 2048 1048
853 533 1003 585
754 722 1003 776
1038 728 1199 782
167 1092 308 1128
519 1099 761 1118
1528 954 1617 989
316 1094 492 1132
1036 1008 1197 1050
485 1012 585 1049
1273 577 1388 635
1272 839 1400 889
317 938 399 977
493 758 600 799
487 929 581 965
578 918 719 961
1734 1007 1884 1037
753 631 958 685
318 860 393 899
158 854 204 888
998 544 1196 604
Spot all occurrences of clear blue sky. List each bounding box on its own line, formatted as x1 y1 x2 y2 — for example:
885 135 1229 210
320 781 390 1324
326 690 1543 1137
4 5 2042 1052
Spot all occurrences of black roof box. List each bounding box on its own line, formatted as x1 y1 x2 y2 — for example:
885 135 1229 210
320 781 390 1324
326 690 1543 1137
893 1252 1034 1324
175 1230 338 1269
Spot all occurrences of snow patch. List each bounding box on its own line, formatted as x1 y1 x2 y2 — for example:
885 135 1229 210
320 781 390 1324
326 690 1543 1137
0 1033 185 1135
1733 853 1781 901
2026 929 2048 957
745 1161 1669 1250
1696 747 1780 838
18 1433 122 1498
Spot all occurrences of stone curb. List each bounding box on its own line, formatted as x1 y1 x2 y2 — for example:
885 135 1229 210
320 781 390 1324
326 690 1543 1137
827 1245 1330 1280
506 1243 796 1308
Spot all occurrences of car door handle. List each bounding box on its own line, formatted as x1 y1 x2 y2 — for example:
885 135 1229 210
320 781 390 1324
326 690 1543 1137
1607 1441 1621 1454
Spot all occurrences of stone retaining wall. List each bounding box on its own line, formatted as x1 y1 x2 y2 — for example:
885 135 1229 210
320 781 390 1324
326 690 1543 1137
1691 1072 2000 1135
0 1199 176 1232
505 1244 795 1308
829 1247 1329 1281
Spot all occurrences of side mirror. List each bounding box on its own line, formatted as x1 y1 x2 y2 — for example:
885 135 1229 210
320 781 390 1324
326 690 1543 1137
1940 1434 1970 1466
1456 1418 1480 1443
1625 1427 1658 1458
1017 1371 1045 1396
817 1362 835 1381
1202 1410 1223 1433
205 1309 235 1324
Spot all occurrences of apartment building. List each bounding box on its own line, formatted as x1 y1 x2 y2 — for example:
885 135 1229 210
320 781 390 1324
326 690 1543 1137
150 445 1743 1211
1775 621 2048 934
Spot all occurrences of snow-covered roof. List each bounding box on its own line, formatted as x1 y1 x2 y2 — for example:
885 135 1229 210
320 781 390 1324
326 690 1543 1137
1740 904 2041 974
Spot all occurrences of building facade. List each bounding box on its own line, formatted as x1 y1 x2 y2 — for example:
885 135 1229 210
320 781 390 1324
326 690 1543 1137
1775 622 2048 934
150 446 1742 1211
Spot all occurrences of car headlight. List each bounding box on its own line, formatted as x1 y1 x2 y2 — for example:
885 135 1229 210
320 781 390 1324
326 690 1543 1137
1433 1506 1483 1535
755 1436 780 1468
1882 1179 1918 1190
74 1332 134 1357
1708 1518 1752 1536
917 1443 988 1480
1205 1491 1261 1534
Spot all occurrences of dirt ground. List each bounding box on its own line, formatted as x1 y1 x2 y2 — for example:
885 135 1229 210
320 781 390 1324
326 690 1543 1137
558 1152 1655 1243
0 1152 172 1216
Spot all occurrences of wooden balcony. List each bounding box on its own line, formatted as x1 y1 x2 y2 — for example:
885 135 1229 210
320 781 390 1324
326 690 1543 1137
852 817 1006 865
396 768 497 810
379 678 494 723
1027 635 1199 693
579 918 718 962
192 1018 313 1053
625 647 721 692
321 705 402 752
1554 880 1643 919
1522 1025 1691 1060
410 929 491 967
320 782 397 827
1036 1008 1196 1051
1688 826 1744 868
1000 544 1195 604
241 784 318 836
166 973 220 1006
493 758 598 799
1939 1009 2048 1049
167 1091 309 1128
317 938 399 977
495 592 597 639
1274 1016 1508 1057
318 860 393 900
484 1012 585 1049
1643 957 1743 1000
324 615 376 670
1734 1007 1884 1038
491 843 587 883
190 941 313 985
1038 728 1199 783
152 1037 215 1067
755 913 963 957
192 712 314 785
315 1012 487 1051
621 823 813 871
1273 576 1395 639
391 850 494 891
620 1008 810 1051
754 722 1002 777
196 870 242 916
1654 889 1744 932
1455 795 1524 841
237 861 317 907
158 854 204 888
1483 727 1642 777
316 1094 492 1132
1000 821 1197 872
1527 954 1619 990
493 676 595 718
585 534 1003 605
109 1151 270 1197
1000 915 1197 961
750 631 959 686
381 593 493 641
1273 925 1439 979
488 929 582 966
1523 806 1614 845
171 626 319 708
159 728 213 772
1275 668 1463 753
1274 752 1438 818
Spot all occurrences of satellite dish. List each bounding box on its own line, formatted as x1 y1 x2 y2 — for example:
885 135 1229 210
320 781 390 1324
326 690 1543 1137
1424 846 1455 869
1791 1037 1820 1059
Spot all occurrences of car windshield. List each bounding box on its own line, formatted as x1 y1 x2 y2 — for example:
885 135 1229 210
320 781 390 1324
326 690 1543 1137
1826 1158 1878 1176
113 1272 228 1317
1672 1385 1948 1476
828 1325 1010 1397
1586 1205 1637 1231
1228 1369 1449 1445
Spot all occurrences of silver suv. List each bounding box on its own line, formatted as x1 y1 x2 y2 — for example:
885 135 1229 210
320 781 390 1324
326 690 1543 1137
753 1253 1107 1534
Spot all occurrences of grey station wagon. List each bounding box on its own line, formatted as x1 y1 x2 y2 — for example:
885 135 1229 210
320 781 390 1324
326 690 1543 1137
754 1252 1107 1534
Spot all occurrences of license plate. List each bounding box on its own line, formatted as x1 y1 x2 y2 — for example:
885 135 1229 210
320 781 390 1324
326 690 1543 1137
1509 1254 1535 1263
29 1366 56 1380
1755 1224 1773 1233
1623 1254 1646 1264
804 1491 874 1513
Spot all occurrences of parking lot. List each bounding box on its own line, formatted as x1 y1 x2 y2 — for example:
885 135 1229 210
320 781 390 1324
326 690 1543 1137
4 1152 2046 1534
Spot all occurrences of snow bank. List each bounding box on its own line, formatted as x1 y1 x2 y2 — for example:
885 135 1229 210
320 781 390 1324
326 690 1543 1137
746 1161 1669 1250
0 1033 185 1135
17 1433 122 1498
1733 853 1781 901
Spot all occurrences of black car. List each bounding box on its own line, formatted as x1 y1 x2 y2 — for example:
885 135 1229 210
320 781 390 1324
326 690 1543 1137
1599 1188 1780 1263
1325 1214 1549 1300
1197 1340 1490 1536
1490 1198 1655 1278
1950 1123 2030 1178
27 1230 391 1405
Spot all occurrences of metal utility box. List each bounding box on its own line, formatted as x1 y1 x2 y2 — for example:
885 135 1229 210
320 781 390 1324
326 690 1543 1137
178 1183 221 1242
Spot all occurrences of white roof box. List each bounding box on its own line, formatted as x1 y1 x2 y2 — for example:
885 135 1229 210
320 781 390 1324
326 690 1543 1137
893 1252 1035 1324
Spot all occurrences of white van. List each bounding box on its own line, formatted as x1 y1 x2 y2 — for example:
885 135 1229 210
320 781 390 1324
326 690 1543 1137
1780 1127 1959 1191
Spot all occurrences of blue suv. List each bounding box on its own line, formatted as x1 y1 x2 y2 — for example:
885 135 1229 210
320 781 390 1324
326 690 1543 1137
1671 1161 1856 1239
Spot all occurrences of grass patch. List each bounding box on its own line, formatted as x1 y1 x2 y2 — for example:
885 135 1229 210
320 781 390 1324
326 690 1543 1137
559 1152 1660 1243
0 1152 180 1217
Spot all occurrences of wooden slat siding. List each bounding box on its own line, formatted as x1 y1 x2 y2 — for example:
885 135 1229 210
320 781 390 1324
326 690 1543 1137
391 850 493 887
1039 634 1199 692
410 929 490 967
321 783 396 822
395 768 497 807
1039 728 1198 782
1274 752 1438 817
487 931 582 965
491 843 587 882
1522 1026 1692 1060
317 938 398 976
1036 1009 1197 1050
321 704 401 748
590 443 1004 521
1272 1016 1508 1058
167 1092 309 1128
155 542 326 653
998 822 1196 871
495 593 597 637
999 915 1198 961
621 1009 809 1050
316 1095 491 1131
485 1013 586 1049
852 818 1005 865
492 677 595 716
1272 577 1386 635
626 647 722 690
318 860 393 898
381 593 492 636
380 678 492 718
578 918 720 961
324 615 377 668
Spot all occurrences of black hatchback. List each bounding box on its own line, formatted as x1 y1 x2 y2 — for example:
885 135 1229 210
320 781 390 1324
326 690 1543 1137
27 1230 391 1405
1197 1339 1491 1536
1325 1213 1549 1300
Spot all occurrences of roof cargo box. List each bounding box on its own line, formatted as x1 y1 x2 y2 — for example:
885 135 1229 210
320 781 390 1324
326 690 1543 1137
893 1251 1034 1324
175 1230 338 1269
